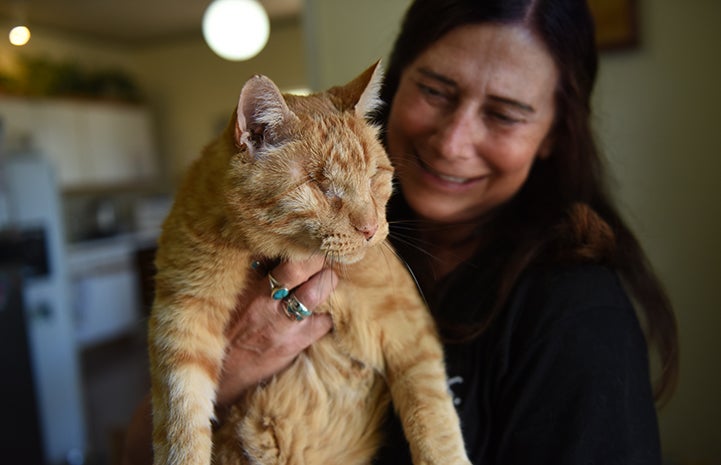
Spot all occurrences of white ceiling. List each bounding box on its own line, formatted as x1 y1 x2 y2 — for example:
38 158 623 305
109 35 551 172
0 0 303 45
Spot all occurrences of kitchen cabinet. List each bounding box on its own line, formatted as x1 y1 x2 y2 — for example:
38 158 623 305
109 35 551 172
0 96 159 188
35 100 86 186
67 237 143 348
79 103 157 183
73 265 141 347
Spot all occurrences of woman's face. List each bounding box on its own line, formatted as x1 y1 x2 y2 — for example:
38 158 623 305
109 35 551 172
386 23 559 224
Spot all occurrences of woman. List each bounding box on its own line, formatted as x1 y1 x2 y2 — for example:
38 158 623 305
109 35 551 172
371 0 678 462
124 0 678 463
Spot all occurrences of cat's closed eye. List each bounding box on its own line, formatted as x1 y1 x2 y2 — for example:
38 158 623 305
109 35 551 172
323 183 344 210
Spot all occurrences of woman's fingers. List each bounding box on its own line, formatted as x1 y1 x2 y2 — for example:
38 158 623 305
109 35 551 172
226 256 334 339
217 258 338 407
279 266 337 320
291 267 338 312
266 256 328 293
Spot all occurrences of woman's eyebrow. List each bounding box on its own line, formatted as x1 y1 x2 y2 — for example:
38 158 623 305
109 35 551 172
416 67 536 114
416 67 457 88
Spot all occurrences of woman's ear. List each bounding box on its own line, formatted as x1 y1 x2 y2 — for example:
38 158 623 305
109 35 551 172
537 133 554 160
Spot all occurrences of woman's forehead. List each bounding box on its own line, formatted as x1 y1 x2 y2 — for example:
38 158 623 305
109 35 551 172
409 23 558 110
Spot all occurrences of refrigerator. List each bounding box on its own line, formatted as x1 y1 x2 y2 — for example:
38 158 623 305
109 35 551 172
0 149 88 464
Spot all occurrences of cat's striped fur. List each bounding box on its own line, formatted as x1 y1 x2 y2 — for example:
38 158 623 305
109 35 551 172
149 62 471 465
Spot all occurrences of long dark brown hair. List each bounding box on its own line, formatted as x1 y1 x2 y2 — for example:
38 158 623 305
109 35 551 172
377 0 678 404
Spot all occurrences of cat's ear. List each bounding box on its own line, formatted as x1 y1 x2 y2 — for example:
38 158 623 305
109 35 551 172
328 60 384 119
354 60 384 119
236 75 297 157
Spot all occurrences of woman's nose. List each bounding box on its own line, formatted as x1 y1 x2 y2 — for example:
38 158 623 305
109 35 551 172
432 108 482 161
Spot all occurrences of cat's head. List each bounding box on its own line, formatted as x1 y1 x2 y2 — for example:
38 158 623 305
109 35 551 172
225 62 393 264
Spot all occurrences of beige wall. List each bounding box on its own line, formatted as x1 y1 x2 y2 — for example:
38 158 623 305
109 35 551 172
303 0 411 89
132 20 307 186
2 0 719 462
0 25 136 75
0 18 308 187
594 2 721 463
304 1 721 464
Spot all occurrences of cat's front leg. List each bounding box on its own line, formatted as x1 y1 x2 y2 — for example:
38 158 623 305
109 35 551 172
381 307 472 465
385 352 472 464
149 297 232 465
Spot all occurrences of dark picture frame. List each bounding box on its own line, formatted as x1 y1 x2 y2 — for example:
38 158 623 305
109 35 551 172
588 0 639 51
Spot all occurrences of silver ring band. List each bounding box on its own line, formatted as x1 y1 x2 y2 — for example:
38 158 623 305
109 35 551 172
283 294 313 321
268 273 289 300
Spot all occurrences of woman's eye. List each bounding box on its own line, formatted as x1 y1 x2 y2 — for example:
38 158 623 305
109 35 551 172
488 110 522 125
419 83 441 96
417 83 450 103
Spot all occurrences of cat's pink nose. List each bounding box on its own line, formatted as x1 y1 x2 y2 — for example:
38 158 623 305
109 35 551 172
356 223 378 241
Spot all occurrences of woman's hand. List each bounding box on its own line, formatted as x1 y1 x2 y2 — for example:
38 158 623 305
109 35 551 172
217 256 336 406
122 257 336 465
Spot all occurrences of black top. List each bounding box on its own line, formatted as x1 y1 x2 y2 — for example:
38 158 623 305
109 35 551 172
374 190 662 464
374 262 661 464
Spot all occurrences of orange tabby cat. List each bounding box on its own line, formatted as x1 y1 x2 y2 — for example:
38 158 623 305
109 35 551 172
149 62 471 465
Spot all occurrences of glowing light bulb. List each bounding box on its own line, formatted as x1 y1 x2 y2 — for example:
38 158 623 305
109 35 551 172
9 25 31 46
202 0 270 61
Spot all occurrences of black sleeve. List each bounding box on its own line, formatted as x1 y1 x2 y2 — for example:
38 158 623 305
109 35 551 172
487 266 662 465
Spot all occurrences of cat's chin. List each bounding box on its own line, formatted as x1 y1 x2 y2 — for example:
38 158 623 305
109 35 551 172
332 252 366 265
319 245 372 266
320 238 384 265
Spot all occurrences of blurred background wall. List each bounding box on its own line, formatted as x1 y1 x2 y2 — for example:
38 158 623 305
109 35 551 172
0 0 719 463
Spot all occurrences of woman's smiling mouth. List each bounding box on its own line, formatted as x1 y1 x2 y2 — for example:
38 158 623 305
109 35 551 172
414 152 484 185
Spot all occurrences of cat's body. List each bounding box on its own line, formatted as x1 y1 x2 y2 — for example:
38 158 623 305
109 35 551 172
149 63 470 465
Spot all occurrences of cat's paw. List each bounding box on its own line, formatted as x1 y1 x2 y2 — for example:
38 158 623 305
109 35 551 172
416 454 472 465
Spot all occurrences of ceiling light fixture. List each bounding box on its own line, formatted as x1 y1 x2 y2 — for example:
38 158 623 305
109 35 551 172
8 0 30 47
9 25 31 46
202 0 270 61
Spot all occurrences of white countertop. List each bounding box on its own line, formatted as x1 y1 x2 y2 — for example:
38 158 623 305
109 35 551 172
66 229 159 275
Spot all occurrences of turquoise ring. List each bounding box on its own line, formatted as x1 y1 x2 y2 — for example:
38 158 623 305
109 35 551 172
283 294 313 321
268 273 289 300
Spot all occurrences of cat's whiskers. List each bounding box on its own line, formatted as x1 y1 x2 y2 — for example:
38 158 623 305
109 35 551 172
387 226 440 263
303 250 339 330
388 151 424 173
378 240 429 305
324 250 351 278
